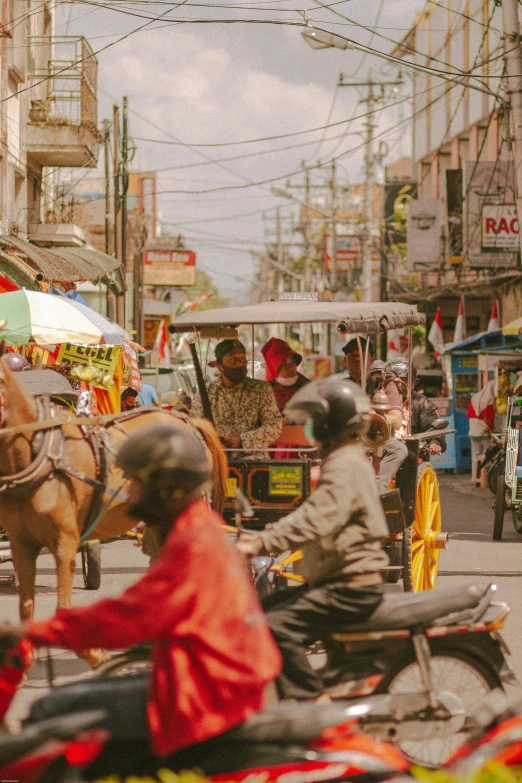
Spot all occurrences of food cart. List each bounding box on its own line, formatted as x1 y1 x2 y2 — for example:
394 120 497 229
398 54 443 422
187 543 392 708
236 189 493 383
171 299 451 592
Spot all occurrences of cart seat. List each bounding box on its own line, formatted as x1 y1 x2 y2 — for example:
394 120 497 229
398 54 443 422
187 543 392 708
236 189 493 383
336 584 491 633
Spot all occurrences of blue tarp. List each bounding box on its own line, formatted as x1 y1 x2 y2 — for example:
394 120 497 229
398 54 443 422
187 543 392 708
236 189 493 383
444 330 522 353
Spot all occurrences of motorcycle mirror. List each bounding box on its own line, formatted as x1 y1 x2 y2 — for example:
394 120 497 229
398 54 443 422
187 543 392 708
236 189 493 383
234 487 254 518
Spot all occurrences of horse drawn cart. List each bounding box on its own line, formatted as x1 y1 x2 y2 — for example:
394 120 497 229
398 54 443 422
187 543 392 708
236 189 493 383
171 300 451 592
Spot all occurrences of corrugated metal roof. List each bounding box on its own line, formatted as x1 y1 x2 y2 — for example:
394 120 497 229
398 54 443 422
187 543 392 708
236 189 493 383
0 237 121 282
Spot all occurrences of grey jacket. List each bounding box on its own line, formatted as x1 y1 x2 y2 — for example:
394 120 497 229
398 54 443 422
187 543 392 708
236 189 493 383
255 444 390 587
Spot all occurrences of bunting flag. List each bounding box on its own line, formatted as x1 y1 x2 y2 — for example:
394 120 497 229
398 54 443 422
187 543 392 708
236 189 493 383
488 299 500 332
453 297 465 344
428 307 444 355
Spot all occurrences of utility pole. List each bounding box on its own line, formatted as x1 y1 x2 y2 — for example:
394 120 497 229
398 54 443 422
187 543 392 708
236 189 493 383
329 160 338 291
112 103 124 327
338 72 403 302
103 119 111 256
502 0 522 261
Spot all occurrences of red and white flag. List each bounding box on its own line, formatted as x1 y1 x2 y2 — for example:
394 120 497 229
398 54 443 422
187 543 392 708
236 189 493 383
487 299 500 332
387 329 400 359
428 307 444 355
453 297 465 344
153 318 169 362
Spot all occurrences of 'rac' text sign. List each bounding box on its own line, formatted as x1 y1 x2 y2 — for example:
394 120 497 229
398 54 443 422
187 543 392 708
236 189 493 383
482 203 519 250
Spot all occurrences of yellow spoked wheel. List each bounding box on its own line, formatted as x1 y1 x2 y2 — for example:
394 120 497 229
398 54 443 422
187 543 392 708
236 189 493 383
403 462 447 592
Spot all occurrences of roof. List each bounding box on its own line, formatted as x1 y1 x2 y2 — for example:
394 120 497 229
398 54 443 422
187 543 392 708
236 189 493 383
444 330 522 353
16 369 78 399
0 237 121 283
503 317 522 336
171 300 424 333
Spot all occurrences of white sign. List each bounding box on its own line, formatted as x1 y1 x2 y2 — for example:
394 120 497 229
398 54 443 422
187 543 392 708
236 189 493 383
465 161 517 267
407 200 441 267
482 203 519 249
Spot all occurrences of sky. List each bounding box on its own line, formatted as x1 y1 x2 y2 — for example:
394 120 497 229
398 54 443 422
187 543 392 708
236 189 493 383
54 0 426 301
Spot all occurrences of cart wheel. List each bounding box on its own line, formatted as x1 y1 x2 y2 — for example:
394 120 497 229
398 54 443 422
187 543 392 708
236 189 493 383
513 507 522 535
81 541 101 590
406 462 444 592
493 474 507 541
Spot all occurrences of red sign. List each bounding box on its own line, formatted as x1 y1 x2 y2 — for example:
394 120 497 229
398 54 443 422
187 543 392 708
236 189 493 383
482 204 519 249
143 250 196 286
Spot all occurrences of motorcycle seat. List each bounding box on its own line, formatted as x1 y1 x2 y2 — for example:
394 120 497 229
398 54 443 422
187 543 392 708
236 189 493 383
335 584 491 633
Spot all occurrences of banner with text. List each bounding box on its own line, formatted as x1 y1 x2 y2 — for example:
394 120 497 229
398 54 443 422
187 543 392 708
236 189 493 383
464 161 517 267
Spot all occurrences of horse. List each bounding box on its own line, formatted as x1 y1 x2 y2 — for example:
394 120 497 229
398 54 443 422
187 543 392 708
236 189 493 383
0 359 227 646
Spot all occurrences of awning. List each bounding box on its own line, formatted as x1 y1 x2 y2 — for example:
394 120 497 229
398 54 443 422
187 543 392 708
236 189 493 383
503 317 522 336
443 329 522 353
0 236 122 286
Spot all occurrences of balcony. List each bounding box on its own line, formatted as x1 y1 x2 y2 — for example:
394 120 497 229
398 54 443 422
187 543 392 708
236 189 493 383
26 37 100 168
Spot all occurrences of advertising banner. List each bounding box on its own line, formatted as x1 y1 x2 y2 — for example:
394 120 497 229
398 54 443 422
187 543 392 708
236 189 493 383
324 235 361 272
407 200 442 267
143 249 196 286
464 161 517 267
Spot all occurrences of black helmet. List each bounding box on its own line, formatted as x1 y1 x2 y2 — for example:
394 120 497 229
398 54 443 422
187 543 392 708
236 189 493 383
116 423 210 492
3 354 31 372
284 376 371 445
386 356 409 379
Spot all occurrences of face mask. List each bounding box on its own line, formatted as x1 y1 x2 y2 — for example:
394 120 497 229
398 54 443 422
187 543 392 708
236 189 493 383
276 374 298 387
221 365 247 384
304 419 317 446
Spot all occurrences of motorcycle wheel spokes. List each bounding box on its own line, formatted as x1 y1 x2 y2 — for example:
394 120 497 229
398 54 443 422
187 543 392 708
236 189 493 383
386 654 494 768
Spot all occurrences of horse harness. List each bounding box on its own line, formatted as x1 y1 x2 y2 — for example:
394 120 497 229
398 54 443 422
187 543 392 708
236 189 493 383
0 400 164 540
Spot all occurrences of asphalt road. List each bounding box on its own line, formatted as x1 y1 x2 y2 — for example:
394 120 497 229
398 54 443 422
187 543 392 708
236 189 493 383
1 472 522 728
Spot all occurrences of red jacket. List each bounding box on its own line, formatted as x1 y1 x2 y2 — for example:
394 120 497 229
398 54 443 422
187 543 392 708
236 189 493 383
27 500 282 756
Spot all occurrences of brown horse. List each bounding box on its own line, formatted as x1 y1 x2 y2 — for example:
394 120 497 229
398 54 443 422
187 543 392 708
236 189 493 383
0 359 227 632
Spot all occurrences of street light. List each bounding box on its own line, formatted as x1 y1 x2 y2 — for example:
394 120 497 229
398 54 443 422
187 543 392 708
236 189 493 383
301 29 353 52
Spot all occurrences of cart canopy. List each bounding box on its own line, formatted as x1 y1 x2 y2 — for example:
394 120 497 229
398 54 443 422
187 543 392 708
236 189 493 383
171 301 424 334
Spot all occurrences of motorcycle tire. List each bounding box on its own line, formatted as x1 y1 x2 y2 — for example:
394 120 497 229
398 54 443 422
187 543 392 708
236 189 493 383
376 648 501 768
513 507 522 535
493 474 507 541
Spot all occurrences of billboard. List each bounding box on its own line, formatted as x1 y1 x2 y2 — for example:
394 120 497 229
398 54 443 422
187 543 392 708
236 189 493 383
143 249 196 286
464 161 517 267
324 235 361 272
481 203 519 249
383 181 417 247
407 200 442 267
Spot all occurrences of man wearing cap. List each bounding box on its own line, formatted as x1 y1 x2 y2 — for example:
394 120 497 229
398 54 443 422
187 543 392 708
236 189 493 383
191 339 282 459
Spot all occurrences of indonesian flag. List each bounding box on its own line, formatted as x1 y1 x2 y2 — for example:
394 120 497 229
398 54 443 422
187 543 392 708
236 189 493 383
153 319 168 361
488 299 500 332
387 329 400 359
428 307 444 355
453 297 465 344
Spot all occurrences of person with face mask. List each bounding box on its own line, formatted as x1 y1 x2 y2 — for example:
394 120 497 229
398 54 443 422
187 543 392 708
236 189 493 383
10 424 281 779
191 339 282 459
261 338 310 415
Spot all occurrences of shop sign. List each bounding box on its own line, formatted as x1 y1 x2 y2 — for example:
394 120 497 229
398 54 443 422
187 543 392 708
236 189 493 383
122 343 141 391
143 250 196 286
482 203 519 249
383 180 417 247
269 465 303 496
407 200 441 267
464 161 517 267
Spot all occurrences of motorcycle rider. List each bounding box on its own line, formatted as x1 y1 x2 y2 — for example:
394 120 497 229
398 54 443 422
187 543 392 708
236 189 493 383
0 424 281 775
238 377 389 701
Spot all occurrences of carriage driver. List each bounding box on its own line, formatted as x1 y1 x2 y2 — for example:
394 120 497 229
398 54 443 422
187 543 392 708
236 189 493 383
0 424 281 777
238 377 389 701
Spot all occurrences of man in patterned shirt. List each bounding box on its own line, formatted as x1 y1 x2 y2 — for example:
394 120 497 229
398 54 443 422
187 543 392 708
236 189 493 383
191 339 282 459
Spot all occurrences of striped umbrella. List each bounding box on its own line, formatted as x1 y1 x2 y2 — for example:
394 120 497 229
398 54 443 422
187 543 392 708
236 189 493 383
0 290 126 346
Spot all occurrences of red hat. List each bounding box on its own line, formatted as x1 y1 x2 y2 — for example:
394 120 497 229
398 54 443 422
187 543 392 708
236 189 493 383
261 338 302 382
